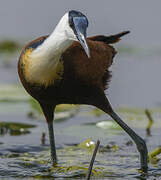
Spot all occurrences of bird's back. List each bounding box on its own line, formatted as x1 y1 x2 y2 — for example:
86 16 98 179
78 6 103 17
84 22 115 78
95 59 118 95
62 31 131 90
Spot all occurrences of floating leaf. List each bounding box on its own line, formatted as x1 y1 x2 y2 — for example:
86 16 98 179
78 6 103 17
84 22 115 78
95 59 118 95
78 138 95 151
96 121 121 130
0 122 36 136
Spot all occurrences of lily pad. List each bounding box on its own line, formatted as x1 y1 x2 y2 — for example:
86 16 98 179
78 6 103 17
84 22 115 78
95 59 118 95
78 138 95 151
77 138 120 153
0 122 36 136
96 120 121 130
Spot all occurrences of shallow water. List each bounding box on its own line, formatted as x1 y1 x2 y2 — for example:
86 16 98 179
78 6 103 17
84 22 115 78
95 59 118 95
0 2 161 177
0 97 161 179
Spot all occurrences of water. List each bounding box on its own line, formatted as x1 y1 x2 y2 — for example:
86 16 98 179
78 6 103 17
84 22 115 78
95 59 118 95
0 1 161 179
0 100 161 179
0 0 161 107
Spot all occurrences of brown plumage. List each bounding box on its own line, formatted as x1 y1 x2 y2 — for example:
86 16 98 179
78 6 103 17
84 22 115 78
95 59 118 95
18 11 148 173
18 32 124 106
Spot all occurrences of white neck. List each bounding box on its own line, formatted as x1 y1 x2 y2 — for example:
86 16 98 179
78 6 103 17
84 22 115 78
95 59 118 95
24 13 77 86
31 31 73 60
31 13 75 60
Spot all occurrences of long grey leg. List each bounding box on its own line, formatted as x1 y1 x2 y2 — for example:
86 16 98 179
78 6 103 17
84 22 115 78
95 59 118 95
48 121 57 165
39 103 57 166
110 111 148 173
96 93 148 173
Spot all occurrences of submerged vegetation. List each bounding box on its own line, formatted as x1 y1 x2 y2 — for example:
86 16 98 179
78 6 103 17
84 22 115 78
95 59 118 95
1 136 161 179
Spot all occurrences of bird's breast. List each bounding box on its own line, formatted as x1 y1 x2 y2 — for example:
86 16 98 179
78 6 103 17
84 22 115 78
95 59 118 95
21 48 64 87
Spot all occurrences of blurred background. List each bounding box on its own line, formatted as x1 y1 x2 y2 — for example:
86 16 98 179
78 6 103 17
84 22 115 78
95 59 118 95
0 0 161 107
0 1 161 179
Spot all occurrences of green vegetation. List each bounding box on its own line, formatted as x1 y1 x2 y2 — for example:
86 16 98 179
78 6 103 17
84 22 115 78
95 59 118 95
96 121 121 130
29 98 78 115
78 138 96 151
0 122 36 136
28 98 79 121
1 85 161 178
148 147 161 164
0 139 122 178
0 85 29 102
29 98 42 114
0 40 20 54
89 108 104 117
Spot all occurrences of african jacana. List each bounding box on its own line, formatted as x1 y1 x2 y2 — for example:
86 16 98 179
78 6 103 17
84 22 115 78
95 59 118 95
18 10 148 172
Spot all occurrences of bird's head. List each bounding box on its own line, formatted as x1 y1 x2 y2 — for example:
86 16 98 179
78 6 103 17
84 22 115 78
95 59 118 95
55 10 90 58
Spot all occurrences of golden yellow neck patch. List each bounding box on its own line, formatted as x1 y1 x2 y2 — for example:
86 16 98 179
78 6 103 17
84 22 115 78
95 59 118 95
22 48 64 87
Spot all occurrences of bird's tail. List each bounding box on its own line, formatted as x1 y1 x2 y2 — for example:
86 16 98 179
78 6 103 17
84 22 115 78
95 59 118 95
89 31 130 44
104 31 130 44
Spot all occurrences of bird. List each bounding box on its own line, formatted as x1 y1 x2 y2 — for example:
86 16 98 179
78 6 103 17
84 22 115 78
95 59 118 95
18 10 148 173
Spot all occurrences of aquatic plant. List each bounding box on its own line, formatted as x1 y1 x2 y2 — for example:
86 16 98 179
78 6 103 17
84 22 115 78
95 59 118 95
0 122 36 136
0 40 20 54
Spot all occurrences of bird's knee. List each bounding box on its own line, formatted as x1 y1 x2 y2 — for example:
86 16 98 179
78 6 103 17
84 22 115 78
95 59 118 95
136 137 148 154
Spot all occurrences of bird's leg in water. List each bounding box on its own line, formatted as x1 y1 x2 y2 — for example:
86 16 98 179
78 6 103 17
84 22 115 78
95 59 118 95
40 103 57 165
48 120 57 165
110 111 148 172
97 96 148 173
